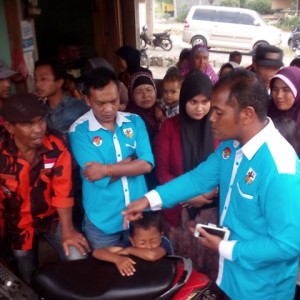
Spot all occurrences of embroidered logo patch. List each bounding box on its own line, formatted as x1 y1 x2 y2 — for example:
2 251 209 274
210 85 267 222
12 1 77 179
245 168 256 184
93 136 102 146
222 147 231 159
123 128 133 138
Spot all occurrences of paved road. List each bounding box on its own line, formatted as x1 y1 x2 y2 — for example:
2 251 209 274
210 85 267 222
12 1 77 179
146 22 294 79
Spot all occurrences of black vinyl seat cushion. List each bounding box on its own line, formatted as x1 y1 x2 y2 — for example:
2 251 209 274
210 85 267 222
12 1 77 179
31 255 179 300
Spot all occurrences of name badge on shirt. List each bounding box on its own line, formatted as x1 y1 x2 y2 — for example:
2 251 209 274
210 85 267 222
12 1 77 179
93 136 102 146
222 147 231 159
245 168 256 184
123 128 133 138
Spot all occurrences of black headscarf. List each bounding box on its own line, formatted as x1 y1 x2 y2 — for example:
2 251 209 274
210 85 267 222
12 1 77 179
179 70 215 172
115 45 141 74
179 70 216 219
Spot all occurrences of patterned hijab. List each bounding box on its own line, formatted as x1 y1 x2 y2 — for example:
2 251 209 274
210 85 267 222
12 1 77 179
269 66 300 127
127 71 159 143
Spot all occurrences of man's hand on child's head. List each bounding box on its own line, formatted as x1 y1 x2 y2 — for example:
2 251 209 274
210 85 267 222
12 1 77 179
114 256 136 276
122 197 150 226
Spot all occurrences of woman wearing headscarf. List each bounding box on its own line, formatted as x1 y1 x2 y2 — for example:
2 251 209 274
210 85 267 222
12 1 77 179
126 71 164 190
189 45 219 84
116 45 151 90
127 71 163 144
154 70 219 279
269 66 300 128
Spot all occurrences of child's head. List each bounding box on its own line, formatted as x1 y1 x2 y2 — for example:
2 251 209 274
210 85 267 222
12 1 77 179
162 71 183 107
129 211 163 249
229 51 242 65
178 48 191 69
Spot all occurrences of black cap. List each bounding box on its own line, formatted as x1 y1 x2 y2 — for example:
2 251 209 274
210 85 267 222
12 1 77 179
255 45 283 68
2 93 48 123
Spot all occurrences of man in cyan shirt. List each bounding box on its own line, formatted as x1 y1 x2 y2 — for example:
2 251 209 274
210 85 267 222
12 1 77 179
124 69 300 300
69 67 154 249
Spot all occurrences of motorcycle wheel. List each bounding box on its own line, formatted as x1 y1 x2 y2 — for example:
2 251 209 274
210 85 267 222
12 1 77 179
140 38 147 49
160 38 172 51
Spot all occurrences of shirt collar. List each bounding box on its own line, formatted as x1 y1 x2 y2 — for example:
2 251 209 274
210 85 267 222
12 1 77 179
4 132 53 158
241 117 275 160
88 110 132 131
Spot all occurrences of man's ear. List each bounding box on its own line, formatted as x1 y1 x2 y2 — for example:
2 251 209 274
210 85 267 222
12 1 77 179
84 95 91 106
242 106 255 125
3 121 15 135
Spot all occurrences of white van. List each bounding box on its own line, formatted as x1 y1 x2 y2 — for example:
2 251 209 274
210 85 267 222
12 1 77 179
183 5 282 51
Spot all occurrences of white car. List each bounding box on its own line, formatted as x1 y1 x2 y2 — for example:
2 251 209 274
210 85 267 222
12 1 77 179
183 5 282 51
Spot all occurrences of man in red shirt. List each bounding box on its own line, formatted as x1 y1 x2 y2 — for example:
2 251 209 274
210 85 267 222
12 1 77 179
0 93 90 282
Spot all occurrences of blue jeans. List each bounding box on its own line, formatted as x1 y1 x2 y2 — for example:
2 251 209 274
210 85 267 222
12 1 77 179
12 222 86 283
83 215 129 249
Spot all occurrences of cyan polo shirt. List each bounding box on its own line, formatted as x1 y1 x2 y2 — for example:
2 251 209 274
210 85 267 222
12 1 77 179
69 110 154 234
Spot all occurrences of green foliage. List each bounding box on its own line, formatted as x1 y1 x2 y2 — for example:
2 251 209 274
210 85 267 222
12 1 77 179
220 0 239 7
176 3 189 23
155 0 173 4
277 16 300 31
246 0 272 14
220 0 272 14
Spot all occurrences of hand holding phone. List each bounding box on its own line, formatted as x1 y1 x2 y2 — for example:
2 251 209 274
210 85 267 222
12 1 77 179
194 223 230 241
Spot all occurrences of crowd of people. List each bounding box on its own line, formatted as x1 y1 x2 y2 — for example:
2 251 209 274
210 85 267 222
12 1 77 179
0 42 300 300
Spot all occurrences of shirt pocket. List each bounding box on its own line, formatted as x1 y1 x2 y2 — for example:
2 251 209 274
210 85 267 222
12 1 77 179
237 182 254 200
235 181 264 228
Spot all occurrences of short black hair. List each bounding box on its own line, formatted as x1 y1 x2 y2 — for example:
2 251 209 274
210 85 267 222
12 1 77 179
179 48 191 62
290 57 300 68
273 117 300 156
213 68 268 121
163 69 184 84
229 51 241 61
34 58 66 81
129 211 162 237
84 67 119 96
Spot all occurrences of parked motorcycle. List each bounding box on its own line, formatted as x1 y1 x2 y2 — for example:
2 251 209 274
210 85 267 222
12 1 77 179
140 25 173 51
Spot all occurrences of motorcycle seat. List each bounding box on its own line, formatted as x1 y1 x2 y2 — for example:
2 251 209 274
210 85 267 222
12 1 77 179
31 255 181 300
153 32 169 38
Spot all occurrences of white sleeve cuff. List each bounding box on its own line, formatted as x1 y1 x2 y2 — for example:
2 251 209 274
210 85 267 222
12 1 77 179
145 190 162 211
219 240 237 261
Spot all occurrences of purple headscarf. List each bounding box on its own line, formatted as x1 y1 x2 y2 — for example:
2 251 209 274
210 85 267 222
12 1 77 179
269 66 300 127
188 45 219 85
